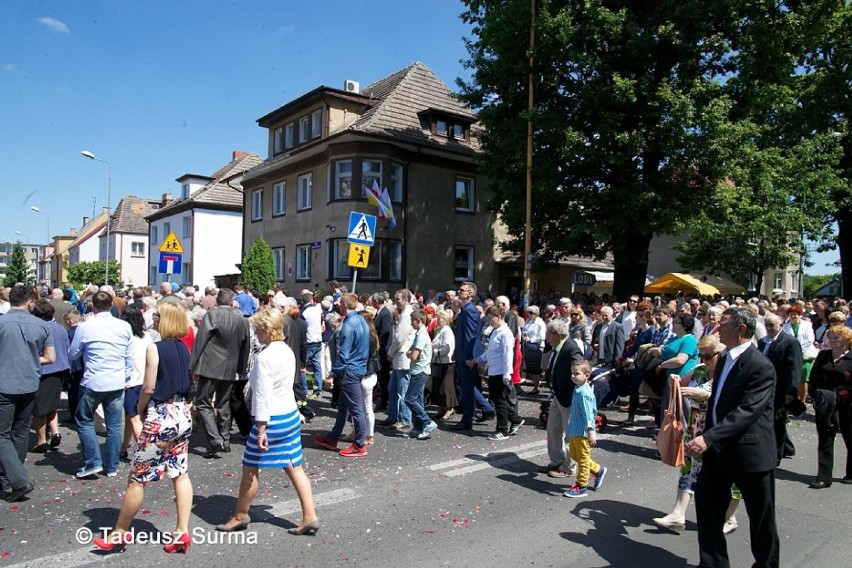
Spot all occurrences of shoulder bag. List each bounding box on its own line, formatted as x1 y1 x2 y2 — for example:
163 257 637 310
656 379 685 467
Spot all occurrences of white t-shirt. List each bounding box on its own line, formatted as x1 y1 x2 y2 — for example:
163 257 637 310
127 333 154 388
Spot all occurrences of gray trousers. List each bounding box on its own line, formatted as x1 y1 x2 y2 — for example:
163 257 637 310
0 391 36 490
195 376 234 449
546 397 576 473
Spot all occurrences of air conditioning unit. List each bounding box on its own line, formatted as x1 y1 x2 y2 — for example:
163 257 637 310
344 80 360 94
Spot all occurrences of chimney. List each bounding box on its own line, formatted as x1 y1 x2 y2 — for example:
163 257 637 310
161 192 173 207
70 228 77 237
82 216 90 226
233 150 248 161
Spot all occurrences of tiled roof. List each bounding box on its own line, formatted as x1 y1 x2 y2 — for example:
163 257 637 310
150 152 263 218
106 195 162 235
349 62 480 153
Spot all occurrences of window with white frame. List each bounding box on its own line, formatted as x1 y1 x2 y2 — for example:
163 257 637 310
298 174 312 210
453 246 474 281
285 123 294 149
335 160 353 199
273 247 285 280
251 188 263 220
389 163 403 202
296 245 311 280
361 159 382 198
311 109 322 138
299 116 309 143
182 216 191 238
273 127 285 154
151 226 158 245
164 221 171 235
131 241 145 257
773 272 784 290
273 182 286 216
455 177 475 212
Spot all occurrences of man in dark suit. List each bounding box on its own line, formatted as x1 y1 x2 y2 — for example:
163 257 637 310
595 306 625 366
191 288 250 458
371 292 393 411
538 319 584 477
687 307 779 568
757 313 802 464
451 281 494 430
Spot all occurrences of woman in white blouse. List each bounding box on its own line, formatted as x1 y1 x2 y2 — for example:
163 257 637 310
216 308 319 536
431 308 457 420
522 305 547 395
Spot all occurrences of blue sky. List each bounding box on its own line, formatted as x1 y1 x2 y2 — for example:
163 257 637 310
0 1 840 276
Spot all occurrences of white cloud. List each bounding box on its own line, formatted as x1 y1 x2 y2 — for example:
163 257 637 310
38 17 70 34
3 63 17 73
276 25 295 35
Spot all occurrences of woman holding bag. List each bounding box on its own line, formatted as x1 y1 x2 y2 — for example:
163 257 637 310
653 334 740 535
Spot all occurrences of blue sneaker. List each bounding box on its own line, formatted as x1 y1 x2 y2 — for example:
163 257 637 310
563 484 588 498
592 466 607 491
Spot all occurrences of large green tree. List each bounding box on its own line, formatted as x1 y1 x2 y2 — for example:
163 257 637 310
5 242 30 285
66 260 123 288
793 1 851 296
241 237 275 293
457 0 837 299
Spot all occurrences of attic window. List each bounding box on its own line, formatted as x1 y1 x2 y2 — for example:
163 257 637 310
436 120 448 136
432 117 466 141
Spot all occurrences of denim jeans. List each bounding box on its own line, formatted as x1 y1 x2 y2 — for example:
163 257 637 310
405 372 435 432
456 363 494 425
306 343 323 394
75 387 124 473
0 391 36 490
388 369 411 425
330 371 367 447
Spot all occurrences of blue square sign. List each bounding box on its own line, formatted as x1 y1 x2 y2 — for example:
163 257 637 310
346 212 377 246
159 251 182 275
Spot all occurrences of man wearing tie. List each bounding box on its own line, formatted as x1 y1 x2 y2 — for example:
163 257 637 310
686 307 779 568
757 313 802 464
537 319 584 478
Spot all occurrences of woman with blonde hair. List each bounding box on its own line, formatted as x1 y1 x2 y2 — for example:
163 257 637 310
94 302 194 554
216 307 318 535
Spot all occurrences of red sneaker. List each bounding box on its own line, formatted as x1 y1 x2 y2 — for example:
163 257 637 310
314 434 339 451
338 443 367 457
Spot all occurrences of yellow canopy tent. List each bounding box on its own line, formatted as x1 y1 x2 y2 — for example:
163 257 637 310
644 272 746 296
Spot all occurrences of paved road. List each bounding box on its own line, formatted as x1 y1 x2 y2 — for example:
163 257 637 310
2 393 850 567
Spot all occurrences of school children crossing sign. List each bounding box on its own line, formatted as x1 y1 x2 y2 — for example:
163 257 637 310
348 244 370 268
347 212 376 246
159 231 184 253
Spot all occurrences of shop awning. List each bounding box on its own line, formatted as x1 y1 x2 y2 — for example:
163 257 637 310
644 272 745 296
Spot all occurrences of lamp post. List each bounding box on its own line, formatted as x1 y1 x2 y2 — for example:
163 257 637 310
80 150 112 285
31 206 51 284
14 230 29 243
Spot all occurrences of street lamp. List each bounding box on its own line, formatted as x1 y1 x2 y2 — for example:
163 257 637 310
14 230 29 243
31 206 51 284
81 150 112 285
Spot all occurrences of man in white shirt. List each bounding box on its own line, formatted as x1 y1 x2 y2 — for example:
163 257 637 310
68 291 133 479
301 290 324 398
384 289 414 430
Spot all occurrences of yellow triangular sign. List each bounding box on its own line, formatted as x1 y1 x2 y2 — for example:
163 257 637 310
159 231 184 253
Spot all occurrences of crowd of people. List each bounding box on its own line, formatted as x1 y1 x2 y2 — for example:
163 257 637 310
2 278 851 566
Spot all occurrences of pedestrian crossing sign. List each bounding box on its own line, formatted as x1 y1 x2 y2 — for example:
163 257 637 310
348 244 370 268
347 212 376 246
158 231 184 253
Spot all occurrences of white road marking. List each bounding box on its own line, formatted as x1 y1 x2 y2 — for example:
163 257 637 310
427 439 547 471
6 487 362 568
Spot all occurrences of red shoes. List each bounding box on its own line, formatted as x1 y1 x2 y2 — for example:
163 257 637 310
163 532 191 554
338 443 367 457
93 531 132 552
313 434 339 451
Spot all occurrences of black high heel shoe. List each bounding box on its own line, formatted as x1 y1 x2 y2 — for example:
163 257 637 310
288 519 320 536
50 433 62 450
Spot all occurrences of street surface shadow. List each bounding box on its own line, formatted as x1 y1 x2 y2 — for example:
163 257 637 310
560 499 692 567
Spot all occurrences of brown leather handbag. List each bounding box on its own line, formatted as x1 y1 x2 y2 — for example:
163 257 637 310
657 379 685 467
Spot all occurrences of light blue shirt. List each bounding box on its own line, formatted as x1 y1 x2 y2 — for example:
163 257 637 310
476 324 514 379
410 327 432 376
566 382 597 438
68 311 134 392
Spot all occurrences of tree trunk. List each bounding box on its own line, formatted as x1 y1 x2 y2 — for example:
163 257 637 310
837 207 852 299
612 231 653 301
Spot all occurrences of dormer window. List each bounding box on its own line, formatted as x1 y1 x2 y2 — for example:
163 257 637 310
452 124 465 140
181 183 189 199
436 120 448 136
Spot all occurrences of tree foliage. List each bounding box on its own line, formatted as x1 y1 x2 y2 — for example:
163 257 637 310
241 237 275 293
66 260 123 289
5 242 30 285
804 272 841 299
458 0 845 299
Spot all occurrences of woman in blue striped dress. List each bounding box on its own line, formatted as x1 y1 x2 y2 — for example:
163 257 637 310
215 308 319 536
